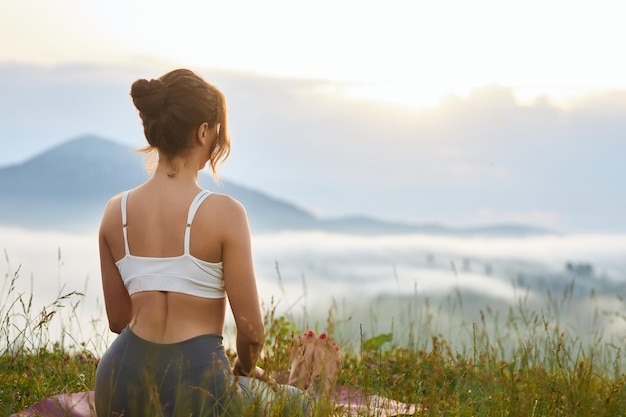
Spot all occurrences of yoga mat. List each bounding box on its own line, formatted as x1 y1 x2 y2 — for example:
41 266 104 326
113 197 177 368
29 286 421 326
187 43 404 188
10 387 420 416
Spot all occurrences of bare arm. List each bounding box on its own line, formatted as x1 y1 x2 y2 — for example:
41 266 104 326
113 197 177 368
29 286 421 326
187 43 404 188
221 198 264 375
99 198 132 333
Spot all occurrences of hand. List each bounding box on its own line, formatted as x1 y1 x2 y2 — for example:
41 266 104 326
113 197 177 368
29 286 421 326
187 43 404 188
249 366 266 379
233 361 277 389
232 359 265 378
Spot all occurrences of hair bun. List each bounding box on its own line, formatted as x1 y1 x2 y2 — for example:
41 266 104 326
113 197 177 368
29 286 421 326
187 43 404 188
130 78 168 118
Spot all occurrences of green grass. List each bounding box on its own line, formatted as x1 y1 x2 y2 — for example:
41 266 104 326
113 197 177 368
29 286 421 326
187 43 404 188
2 259 626 416
0 265 98 415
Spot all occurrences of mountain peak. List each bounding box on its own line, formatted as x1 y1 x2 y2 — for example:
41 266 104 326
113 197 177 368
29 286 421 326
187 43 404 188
23 134 137 168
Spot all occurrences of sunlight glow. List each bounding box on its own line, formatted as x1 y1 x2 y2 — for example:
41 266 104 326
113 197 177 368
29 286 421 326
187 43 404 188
3 0 626 110
341 82 473 109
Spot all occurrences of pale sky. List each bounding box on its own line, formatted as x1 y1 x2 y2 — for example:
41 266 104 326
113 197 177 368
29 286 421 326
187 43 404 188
1 0 625 232
3 0 626 107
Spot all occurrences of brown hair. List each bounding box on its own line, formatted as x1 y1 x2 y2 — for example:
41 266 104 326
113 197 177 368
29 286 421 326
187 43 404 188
130 69 230 179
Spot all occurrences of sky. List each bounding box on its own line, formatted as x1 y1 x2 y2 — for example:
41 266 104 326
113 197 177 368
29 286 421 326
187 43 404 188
1 0 625 232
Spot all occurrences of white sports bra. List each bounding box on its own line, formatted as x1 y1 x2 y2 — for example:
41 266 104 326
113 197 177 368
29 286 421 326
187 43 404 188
115 190 225 299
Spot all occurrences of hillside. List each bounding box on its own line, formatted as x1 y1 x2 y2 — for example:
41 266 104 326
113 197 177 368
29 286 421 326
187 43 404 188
0 135 549 235
0 135 318 232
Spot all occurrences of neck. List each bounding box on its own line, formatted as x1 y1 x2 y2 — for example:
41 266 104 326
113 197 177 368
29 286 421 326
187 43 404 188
152 153 202 184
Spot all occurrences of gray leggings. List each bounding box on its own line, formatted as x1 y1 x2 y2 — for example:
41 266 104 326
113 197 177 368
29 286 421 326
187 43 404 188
94 327 313 417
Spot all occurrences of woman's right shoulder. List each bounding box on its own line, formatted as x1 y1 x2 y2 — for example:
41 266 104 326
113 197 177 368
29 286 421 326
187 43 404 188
207 192 246 213
99 191 128 232
205 192 249 228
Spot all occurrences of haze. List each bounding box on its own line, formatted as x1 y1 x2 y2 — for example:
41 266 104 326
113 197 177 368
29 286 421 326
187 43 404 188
2 0 625 232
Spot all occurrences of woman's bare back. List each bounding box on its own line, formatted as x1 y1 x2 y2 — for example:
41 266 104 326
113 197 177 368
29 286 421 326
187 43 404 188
101 183 228 343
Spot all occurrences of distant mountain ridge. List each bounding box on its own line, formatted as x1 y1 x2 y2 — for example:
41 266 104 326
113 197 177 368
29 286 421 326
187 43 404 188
0 135 550 235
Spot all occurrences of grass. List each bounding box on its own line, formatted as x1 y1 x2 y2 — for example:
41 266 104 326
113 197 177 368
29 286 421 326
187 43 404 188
2 256 626 416
0 264 98 415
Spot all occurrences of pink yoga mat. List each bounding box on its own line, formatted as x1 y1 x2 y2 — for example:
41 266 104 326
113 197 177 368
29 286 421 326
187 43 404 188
11 387 419 416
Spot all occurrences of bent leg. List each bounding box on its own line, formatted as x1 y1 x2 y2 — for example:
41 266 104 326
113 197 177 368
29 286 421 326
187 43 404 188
236 376 314 417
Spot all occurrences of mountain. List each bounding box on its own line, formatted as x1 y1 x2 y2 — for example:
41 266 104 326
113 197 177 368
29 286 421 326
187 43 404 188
0 135 317 232
0 135 550 235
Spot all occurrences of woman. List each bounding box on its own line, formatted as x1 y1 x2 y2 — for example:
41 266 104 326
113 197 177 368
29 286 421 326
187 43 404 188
94 69 340 417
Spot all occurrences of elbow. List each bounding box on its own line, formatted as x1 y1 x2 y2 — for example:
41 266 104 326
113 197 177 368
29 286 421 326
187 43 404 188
108 316 130 334
108 322 125 334
107 307 131 334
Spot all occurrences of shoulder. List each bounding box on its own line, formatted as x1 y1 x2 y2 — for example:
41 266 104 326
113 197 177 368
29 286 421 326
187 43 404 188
204 192 250 231
101 191 128 216
99 191 127 234
206 192 247 215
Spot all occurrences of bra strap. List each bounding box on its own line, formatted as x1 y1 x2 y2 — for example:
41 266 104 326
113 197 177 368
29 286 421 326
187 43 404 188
184 190 212 254
120 190 131 256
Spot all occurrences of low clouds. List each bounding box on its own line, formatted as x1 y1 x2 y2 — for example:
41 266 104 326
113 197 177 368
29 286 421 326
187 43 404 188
1 63 624 232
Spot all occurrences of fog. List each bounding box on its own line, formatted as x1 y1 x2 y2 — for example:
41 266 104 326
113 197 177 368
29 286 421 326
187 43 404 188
2 226 625 352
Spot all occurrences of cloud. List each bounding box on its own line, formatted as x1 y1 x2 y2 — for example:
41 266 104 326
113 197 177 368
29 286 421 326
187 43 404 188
0 63 624 232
